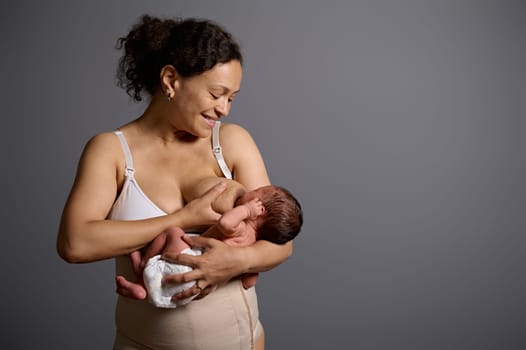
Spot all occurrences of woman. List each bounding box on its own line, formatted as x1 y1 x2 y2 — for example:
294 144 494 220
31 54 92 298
56 15 291 350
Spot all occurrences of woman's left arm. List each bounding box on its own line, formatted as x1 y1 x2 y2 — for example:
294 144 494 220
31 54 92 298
163 123 292 297
223 123 293 270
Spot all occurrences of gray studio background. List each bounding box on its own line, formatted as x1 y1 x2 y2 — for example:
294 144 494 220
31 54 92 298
2 0 525 349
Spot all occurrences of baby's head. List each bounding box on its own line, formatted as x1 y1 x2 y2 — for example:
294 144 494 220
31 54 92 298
237 185 303 244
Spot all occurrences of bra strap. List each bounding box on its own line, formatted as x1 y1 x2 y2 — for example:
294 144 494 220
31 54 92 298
212 122 233 179
114 131 135 176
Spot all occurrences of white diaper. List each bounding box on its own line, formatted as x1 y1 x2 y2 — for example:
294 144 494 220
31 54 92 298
142 248 202 308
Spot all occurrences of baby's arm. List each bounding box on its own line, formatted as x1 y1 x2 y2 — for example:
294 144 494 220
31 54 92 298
217 198 265 237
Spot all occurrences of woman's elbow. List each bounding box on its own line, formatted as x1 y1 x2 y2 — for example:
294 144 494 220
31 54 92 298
56 234 91 263
57 240 82 263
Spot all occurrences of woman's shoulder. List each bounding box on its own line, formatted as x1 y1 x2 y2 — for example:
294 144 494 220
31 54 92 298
79 131 124 165
87 130 120 143
219 122 257 147
218 122 270 189
219 121 246 133
218 122 257 162
83 131 121 152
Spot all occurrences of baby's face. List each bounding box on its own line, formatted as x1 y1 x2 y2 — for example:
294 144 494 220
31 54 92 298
237 186 276 205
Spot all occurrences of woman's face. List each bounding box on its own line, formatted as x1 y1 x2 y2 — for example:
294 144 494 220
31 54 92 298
171 60 242 137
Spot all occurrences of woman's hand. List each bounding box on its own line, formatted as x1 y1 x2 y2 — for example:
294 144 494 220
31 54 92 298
182 182 227 228
161 235 246 300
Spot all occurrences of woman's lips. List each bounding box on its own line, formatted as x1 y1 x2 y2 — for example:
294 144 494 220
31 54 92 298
202 114 217 128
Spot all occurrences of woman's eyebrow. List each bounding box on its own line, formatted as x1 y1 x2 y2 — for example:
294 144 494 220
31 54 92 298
210 85 241 94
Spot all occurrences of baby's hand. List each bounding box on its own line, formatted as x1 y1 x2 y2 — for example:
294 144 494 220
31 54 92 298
246 198 265 219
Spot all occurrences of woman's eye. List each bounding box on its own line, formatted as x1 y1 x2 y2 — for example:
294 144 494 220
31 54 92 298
210 92 219 99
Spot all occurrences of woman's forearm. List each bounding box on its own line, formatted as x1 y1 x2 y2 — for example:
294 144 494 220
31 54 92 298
239 240 293 274
57 209 196 264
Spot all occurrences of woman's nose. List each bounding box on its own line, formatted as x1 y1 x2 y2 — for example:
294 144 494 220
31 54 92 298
215 98 230 117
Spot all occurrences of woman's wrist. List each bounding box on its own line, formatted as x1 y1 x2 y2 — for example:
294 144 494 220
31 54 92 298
169 206 192 228
241 240 292 274
233 245 252 274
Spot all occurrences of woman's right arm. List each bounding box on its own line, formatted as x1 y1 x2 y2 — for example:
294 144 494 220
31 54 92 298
57 133 225 264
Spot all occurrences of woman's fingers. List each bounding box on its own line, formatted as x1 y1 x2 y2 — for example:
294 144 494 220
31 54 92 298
161 261 219 301
162 270 214 301
162 250 201 268
162 269 201 284
161 236 219 265
160 235 232 301
201 181 227 202
171 282 202 301
185 182 227 225
193 285 215 300
181 234 219 250
169 280 216 301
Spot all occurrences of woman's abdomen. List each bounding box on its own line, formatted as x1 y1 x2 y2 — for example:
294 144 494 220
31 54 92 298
114 257 260 350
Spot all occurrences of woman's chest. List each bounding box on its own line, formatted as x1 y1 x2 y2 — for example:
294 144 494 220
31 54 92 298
130 145 224 213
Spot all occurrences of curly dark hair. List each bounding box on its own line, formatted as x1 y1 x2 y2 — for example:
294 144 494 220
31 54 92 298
257 186 303 245
116 15 243 102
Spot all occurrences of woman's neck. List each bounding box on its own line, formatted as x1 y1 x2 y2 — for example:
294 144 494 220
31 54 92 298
134 96 195 143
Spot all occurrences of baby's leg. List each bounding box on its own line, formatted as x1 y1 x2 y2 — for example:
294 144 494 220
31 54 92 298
115 275 147 299
116 227 187 300
163 227 190 255
115 248 148 299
